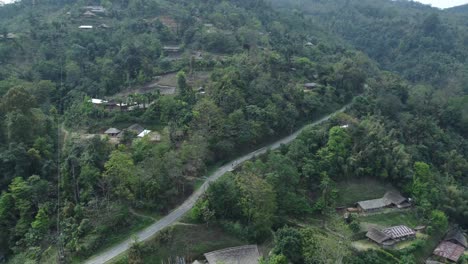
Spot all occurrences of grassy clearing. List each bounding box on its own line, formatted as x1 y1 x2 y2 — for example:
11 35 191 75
352 240 380 251
72 216 153 264
359 210 420 229
111 223 246 264
336 178 396 206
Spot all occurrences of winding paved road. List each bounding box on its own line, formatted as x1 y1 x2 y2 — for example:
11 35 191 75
85 103 352 264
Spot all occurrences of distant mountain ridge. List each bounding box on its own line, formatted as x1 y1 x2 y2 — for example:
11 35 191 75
445 3 468 13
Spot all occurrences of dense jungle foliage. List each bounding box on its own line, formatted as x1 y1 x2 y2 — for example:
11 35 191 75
0 0 466 263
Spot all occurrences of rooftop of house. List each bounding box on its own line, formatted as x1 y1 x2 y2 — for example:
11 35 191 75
433 241 465 262
137 130 152 138
104 128 121 134
90 98 108 104
204 245 260 264
304 82 318 88
357 191 408 210
83 6 107 13
366 228 391 244
445 228 467 248
382 225 416 239
357 198 388 211
383 191 407 205
83 10 96 16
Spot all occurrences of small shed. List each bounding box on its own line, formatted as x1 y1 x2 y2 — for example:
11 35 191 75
83 6 107 14
90 98 108 105
79 25 93 29
304 83 318 89
104 128 121 137
163 46 181 53
137 130 152 138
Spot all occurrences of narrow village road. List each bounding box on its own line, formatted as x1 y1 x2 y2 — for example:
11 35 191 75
85 103 353 264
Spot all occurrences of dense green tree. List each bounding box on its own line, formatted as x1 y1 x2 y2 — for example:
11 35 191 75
273 227 303 264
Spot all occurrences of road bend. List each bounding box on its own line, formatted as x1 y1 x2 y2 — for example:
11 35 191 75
85 103 352 264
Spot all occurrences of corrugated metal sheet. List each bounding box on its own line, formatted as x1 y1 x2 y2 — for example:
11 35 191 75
433 241 465 262
383 225 416 239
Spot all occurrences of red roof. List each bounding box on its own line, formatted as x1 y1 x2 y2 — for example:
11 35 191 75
433 241 465 262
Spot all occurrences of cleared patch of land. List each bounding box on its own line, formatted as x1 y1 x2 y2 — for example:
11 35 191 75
352 240 380 251
112 223 247 264
111 71 211 99
336 178 397 206
359 210 420 229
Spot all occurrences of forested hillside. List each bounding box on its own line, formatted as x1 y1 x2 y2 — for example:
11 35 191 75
0 0 369 262
0 0 467 263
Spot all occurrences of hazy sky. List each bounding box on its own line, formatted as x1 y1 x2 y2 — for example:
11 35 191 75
1 0 468 8
414 0 468 8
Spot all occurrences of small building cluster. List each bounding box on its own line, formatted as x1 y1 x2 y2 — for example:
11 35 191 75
192 245 260 264
89 98 148 112
163 45 182 53
0 33 17 39
303 82 318 92
366 225 416 248
431 229 467 263
81 6 107 17
104 124 161 142
356 191 411 213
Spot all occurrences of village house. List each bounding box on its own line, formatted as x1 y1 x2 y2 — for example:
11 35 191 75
163 46 182 53
89 98 128 111
304 82 318 89
137 129 151 138
79 25 93 30
82 6 107 15
99 23 110 29
356 191 411 213
82 10 96 17
104 128 121 137
366 225 416 248
432 229 467 263
0 33 17 39
203 245 260 264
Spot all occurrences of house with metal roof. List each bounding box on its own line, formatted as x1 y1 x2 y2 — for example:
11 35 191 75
366 225 416 248
433 241 465 263
432 229 467 263
382 225 416 241
137 130 152 138
366 228 393 246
